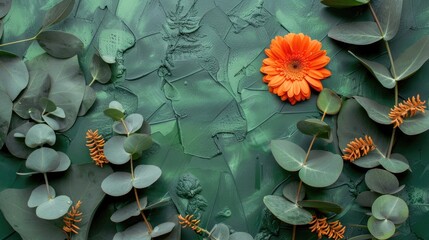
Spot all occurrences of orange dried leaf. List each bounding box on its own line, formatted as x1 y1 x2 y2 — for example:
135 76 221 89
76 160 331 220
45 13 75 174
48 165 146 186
389 95 426 128
86 129 109 167
342 135 376 162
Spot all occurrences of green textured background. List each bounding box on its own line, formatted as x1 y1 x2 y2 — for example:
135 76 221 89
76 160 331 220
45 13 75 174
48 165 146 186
1 0 429 239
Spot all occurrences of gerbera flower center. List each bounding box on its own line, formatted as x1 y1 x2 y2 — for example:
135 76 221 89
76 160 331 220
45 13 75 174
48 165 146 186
288 60 303 71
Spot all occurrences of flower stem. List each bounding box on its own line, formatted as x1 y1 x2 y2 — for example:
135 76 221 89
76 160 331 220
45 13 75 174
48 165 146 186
43 173 52 199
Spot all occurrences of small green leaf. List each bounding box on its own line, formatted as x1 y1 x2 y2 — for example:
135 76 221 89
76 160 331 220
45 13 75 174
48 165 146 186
317 88 342 115
353 151 382 168
132 165 161 189
349 51 396 89
367 216 395 240
25 124 56 148
37 30 84 59
365 169 399 194
372 195 409 224
379 153 410 173
270 140 306 172
90 53 111 84
298 200 342 214
110 197 147 223
78 86 96 116
113 113 144 134
123 133 152 155
230 232 254 240
39 97 56 113
42 115 60 131
5 122 35 159
263 195 313 225
297 118 331 139
26 147 60 173
210 223 230 240
321 0 369 8
50 107 65 118
395 36 429 81
109 101 125 112
104 136 130 164
28 184 56 208
113 222 150 240
150 222 175 238
0 90 12 148
104 108 125 121
375 0 403 41
328 22 382 45
398 111 429 135
101 172 133 196
36 195 72 220
283 181 305 203
51 151 71 172
299 150 343 188
42 0 75 28
356 191 380 208
354 96 391 125
0 51 29 101
29 107 43 122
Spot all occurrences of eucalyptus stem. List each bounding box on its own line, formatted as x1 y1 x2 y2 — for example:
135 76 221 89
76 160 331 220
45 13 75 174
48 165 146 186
0 29 41 47
43 173 52 199
88 76 97 87
121 118 153 233
369 2 399 158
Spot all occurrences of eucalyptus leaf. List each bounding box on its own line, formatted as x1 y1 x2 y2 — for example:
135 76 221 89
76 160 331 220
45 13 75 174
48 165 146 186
354 96 391 125
321 0 369 8
104 136 130 164
328 22 382 45
395 36 429 81
51 151 71 172
352 150 382 168
26 147 60 173
365 168 399 194
0 0 11 18
316 88 342 115
230 232 254 240
299 150 343 188
104 108 125 121
5 122 35 159
90 53 111 84
356 191 380 208
367 216 395 240
37 30 83 59
0 52 29 101
297 118 331 139
263 195 313 225
375 0 403 40
39 97 56 113
109 101 125 112
42 114 60 130
28 184 56 208
42 0 75 28
113 113 144 134
0 90 12 148
150 222 175 238
398 111 429 135
29 108 43 122
349 51 396 89
298 200 342 214
379 153 410 173
124 134 152 155
110 197 147 223
372 195 409 224
36 195 72 220
210 223 230 240
25 123 56 148
50 107 65 118
101 172 133 196
283 181 305 203
133 165 162 189
78 86 96 116
270 139 306 172
113 222 150 240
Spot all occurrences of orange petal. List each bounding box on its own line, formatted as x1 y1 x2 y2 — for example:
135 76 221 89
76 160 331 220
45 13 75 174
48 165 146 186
278 80 292 95
268 75 285 88
307 69 324 79
293 81 300 95
261 66 279 75
299 80 311 98
305 76 323 91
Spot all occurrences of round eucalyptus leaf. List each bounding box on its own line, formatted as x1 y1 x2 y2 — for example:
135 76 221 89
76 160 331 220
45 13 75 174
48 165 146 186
123 134 152 155
110 197 147 223
365 169 399 194
104 108 125 121
372 195 409 224
270 140 306 172
354 96 391 125
36 195 72 220
90 53 111 84
28 184 56 208
321 0 369 8
51 151 71 172
367 216 395 240
113 222 150 240
101 172 132 196
29 107 43 122
109 101 125 112
379 153 410 173
398 111 429 135
37 30 83 59
298 200 342 214
132 165 162 189
263 195 313 225
317 88 342 115
42 114 60 131
50 107 65 118
297 118 331 139
113 113 144 134
299 150 343 188
26 147 60 173
328 21 382 45
78 86 96 116
42 0 75 28
150 222 175 238
282 181 305 203
352 151 382 168
104 136 130 165
39 97 56 112
5 122 35 159
25 124 56 148
230 232 254 240
210 223 230 240
0 52 29 101
356 191 380 208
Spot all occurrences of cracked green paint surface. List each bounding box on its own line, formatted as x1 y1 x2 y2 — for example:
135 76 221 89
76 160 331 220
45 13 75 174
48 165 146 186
0 0 429 239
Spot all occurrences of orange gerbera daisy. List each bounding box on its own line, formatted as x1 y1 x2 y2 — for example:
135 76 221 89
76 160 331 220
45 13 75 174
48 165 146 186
261 33 331 105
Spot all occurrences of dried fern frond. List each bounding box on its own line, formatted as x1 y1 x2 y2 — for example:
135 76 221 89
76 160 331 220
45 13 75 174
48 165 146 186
86 129 109 167
389 95 426 128
63 200 83 238
342 135 376 162
309 216 346 240
178 214 203 233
